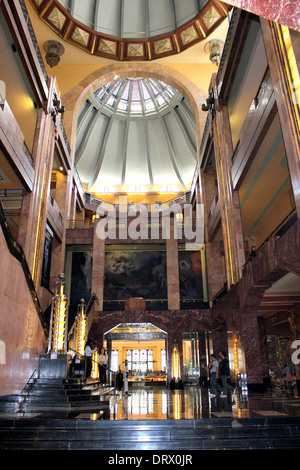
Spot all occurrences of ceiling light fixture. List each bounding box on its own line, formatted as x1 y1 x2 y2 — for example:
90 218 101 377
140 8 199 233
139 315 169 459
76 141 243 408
204 39 224 66
43 40 65 68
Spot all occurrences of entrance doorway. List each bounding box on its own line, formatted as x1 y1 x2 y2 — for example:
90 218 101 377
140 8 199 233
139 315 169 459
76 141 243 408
104 323 167 386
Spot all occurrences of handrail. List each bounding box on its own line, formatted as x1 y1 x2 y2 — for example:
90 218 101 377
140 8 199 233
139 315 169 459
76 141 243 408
68 293 98 340
0 201 48 337
256 208 297 254
68 347 117 395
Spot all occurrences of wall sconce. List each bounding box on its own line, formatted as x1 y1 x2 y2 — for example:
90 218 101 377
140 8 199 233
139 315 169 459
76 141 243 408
48 273 68 354
204 39 224 66
75 298 87 357
43 40 65 68
172 344 180 380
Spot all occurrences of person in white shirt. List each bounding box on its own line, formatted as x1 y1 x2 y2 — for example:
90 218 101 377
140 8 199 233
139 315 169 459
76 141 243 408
99 347 108 384
85 340 96 379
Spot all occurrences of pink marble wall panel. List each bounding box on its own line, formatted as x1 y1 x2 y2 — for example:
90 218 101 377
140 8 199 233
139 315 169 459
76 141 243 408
0 228 47 396
125 298 146 311
223 0 300 31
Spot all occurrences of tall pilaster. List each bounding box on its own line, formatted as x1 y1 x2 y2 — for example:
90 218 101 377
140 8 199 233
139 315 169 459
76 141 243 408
211 74 245 287
261 19 300 215
92 221 105 311
18 76 57 289
49 170 73 288
241 307 264 388
166 218 180 310
201 166 225 299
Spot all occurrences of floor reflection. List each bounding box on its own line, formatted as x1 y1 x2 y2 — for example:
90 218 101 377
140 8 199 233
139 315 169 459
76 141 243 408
109 386 300 421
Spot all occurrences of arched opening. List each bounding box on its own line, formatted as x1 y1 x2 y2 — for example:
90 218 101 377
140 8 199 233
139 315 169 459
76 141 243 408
104 322 168 386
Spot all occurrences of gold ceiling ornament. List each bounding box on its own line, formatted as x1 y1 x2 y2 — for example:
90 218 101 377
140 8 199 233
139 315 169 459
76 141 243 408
98 39 117 56
47 6 67 31
127 43 144 57
202 5 222 29
154 38 173 55
29 0 230 61
180 25 198 45
72 27 90 47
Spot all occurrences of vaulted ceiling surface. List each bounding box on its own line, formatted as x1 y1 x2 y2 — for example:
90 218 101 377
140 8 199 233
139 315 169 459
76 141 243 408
29 0 230 60
75 78 197 192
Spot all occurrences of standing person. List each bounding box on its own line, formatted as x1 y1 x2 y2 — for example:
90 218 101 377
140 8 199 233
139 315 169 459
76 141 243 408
99 347 108 384
219 352 236 398
208 353 223 398
247 246 256 261
116 368 124 391
85 340 96 379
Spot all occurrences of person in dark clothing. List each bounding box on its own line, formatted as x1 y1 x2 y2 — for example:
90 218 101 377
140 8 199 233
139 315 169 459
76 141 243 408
219 351 236 398
247 246 256 261
116 369 124 391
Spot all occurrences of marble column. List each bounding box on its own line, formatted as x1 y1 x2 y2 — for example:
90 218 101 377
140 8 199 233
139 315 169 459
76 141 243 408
241 308 264 388
267 335 284 393
18 77 57 288
166 220 180 310
261 19 300 215
46 169 73 293
69 185 77 222
211 75 245 287
201 166 225 299
92 221 105 311
288 307 300 394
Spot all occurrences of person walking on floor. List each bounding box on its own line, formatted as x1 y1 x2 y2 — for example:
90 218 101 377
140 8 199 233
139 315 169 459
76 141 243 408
219 351 236 398
208 353 223 397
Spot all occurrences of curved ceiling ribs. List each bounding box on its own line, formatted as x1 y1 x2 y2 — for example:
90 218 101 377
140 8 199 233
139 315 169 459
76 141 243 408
29 0 230 61
75 78 197 192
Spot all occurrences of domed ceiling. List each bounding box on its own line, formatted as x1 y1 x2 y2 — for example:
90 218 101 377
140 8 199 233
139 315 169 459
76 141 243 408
75 78 197 192
29 0 230 60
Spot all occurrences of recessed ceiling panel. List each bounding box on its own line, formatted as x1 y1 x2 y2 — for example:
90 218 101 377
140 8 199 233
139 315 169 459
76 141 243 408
33 0 230 60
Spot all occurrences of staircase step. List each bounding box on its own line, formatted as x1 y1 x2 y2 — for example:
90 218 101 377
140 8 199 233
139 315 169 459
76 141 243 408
0 417 300 450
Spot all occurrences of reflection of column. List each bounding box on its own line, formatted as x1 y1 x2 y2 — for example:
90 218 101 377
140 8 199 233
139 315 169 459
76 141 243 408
166 219 180 310
92 221 105 310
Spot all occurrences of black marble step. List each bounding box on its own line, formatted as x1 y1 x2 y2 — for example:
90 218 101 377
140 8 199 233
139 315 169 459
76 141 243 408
0 378 116 413
0 417 300 450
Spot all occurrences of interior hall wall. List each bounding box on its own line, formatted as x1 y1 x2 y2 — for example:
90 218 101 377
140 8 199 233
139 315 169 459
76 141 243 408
0 226 47 396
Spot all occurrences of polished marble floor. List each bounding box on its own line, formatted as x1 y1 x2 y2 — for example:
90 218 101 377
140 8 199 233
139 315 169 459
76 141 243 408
109 385 300 421
0 385 300 422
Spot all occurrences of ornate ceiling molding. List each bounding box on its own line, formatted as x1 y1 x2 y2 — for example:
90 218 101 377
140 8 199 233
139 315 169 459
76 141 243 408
29 0 231 61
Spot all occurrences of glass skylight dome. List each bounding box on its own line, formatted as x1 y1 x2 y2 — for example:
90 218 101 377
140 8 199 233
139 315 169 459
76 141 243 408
76 77 197 192
94 78 179 116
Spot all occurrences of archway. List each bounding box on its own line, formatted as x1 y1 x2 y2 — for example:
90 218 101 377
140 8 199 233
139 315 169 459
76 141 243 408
62 62 208 163
104 322 168 386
